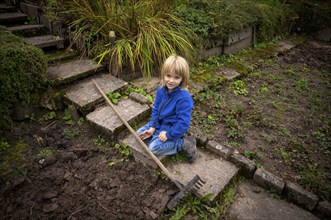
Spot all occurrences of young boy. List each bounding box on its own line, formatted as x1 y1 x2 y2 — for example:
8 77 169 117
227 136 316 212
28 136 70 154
137 55 197 162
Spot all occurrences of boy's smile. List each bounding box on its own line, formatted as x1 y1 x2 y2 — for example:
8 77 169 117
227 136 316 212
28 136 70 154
164 72 182 91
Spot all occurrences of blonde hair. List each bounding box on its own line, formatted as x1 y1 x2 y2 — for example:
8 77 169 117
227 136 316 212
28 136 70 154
160 55 190 89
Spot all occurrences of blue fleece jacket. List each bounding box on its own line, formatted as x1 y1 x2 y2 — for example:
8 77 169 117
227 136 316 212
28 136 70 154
148 86 194 141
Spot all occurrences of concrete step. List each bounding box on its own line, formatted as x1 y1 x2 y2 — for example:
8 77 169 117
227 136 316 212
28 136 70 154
48 59 103 86
119 132 239 202
0 3 15 12
228 180 319 220
165 149 239 202
7 24 46 36
45 49 79 64
24 35 64 49
64 73 128 113
119 133 165 169
0 12 27 25
86 99 150 140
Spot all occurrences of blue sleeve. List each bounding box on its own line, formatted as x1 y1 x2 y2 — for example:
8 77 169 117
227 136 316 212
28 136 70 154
166 96 194 140
149 87 162 128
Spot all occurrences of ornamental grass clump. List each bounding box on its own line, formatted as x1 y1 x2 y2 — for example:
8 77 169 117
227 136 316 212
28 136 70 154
0 26 47 134
64 0 196 78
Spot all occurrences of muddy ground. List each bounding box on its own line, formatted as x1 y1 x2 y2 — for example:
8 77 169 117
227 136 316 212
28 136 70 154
1 116 178 219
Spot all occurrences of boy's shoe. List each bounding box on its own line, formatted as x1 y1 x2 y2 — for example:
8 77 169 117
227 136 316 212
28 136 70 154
182 136 197 163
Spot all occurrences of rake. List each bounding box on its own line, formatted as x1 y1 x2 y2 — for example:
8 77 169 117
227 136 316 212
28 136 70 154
92 79 205 209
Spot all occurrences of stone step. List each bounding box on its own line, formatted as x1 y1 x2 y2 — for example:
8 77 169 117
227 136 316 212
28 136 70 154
48 59 103 86
45 49 79 64
7 24 46 36
64 73 128 113
165 149 239 202
228 180 319 220
24 35 64 49
86 99 150 140
0 12 27 25
119 133 165 169
0 4 16 12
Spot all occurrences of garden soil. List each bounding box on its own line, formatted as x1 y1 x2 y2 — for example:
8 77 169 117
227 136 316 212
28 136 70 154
0 38 330 219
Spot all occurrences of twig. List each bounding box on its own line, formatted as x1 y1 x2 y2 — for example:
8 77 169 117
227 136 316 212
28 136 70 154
98 201 110 212
67 203 92 220
42 121 56 131
30 203 35 219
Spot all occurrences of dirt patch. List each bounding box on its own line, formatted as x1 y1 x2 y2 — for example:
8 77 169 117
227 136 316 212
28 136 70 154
192 38 331 201
0 117 176 219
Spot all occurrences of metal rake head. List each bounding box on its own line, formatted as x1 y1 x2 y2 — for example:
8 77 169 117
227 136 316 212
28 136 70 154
167 175 206 209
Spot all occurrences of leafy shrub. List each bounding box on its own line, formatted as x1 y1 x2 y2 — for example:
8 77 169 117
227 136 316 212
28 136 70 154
175 0 296 44
0 26 47 133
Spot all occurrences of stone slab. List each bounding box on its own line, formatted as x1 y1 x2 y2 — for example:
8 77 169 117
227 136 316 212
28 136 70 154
0 12 27 24
8 24 46 35
228 181 319 220
0 4 15 12
48 59 102 86
130 77 160 93
45 49 78 64
217 66 241 80
165 149 239 202
253 167 284 193
64 73 128 111
274 39 297 55
119 133 164 169
284 181 319 211
86 99 149 139
24 35 64 49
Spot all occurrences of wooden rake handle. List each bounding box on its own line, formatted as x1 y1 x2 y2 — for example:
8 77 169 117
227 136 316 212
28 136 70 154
92 79 176 182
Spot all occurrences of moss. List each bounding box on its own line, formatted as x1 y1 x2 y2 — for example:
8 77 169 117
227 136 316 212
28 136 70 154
0 26 47 133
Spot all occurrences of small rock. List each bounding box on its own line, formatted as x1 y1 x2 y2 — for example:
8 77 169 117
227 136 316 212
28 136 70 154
43 203 59 213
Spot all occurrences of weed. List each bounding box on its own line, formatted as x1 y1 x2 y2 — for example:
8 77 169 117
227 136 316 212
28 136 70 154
233 80 249 96
63 109 74 125
207 115 216 125
107 92 121 104
299 163 325 191
125 86 153 103
114 143 131 161
294 77 308 92
262 133 278 143
38 148 53 157
63 129 80 139
171 151 189 163
267 188 281 199
0 140 10 152
77 117 84 125
43 111 57 121
244 150 256 159
93 135 106 146
24 113 36 122
271 101 285 111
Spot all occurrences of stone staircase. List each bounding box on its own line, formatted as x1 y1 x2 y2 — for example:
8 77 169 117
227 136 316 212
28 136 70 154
1 2 327 218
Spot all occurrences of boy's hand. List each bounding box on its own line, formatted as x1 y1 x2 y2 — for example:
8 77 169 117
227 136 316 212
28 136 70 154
158 131 167 142
138 127 155 140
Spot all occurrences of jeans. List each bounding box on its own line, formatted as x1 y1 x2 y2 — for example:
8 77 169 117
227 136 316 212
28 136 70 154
136 124 183 156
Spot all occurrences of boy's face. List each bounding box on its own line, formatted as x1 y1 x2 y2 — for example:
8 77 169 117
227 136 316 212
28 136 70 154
164 72 182 91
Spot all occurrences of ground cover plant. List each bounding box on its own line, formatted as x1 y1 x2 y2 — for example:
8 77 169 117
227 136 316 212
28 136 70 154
191 37 331 201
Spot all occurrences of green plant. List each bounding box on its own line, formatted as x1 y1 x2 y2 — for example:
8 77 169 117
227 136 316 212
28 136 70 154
0 26 47 133
63 129 80 139
114 143 131 161
66 0 195 79
294 77 308 92
43 111 57 121
0 140 10 153
233 80 249 96
107 92 122 104
93 135 106 146
38 148 53 157
299 163 325 191
125 85 153 103
244 150 256 159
